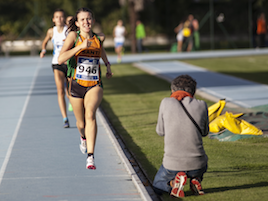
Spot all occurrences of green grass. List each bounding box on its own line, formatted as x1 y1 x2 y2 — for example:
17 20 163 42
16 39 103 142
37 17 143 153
183 55 268 85
101 64 171 180
100 55 268 201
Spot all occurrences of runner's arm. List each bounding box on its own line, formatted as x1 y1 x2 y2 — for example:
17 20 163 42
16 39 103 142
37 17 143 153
40 28 53 58
58 31 88 64
102 47 112 79
98 33 112 79
101 46 109 66
100 39 112 79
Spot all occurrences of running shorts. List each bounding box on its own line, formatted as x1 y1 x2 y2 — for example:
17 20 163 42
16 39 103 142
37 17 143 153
115 42 124 48
52 64 68 77
69 79 103 99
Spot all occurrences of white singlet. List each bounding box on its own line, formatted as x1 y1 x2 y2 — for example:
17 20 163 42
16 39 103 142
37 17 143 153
114 25 125 43
51 25 67 64
176 30 184 42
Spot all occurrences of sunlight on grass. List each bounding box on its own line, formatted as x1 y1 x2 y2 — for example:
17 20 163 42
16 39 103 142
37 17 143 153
100 58 268 200
183 55 268 85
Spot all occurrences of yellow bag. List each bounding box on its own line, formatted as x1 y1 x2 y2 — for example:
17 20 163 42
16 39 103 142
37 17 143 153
183 28 191 37
223 112 263 135
209 112 243 133
208 99 226 123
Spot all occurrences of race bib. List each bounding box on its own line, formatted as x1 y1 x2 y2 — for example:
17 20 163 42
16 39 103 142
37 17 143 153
75 56 99 81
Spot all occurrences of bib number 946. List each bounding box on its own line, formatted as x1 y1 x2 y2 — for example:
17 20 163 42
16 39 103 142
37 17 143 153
78 65 97 74
75 56 99 81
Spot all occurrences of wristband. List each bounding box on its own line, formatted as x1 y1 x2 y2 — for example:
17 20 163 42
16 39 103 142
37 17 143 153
41 49 46 53
105 62 110 67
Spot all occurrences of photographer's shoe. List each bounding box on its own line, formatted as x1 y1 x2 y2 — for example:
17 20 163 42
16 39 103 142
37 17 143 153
170 172 187 198
190 178 205 195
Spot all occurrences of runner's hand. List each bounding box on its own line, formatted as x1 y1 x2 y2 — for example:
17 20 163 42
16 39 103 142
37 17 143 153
81 39 91 49
106 65 113 79
40 51 45 58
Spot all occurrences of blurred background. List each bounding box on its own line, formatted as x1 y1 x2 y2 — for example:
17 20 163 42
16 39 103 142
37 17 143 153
0 0 268 55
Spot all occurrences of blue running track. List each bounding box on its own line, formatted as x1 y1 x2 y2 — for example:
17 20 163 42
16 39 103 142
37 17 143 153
0 56 154 201
0 49 268 200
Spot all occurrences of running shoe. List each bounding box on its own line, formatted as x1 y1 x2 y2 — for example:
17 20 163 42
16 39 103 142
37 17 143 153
79 137 87 154
117 57 121 63
68 102 73 111
190 178 205 195
63 120 70 128
170 172 187 198
86 155 96 170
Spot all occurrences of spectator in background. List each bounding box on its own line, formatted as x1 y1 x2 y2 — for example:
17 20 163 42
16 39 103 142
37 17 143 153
174 21 184 52
175 15 194 52
136 20 146 53
113 19 126 63
256 12 267 48
183 14 195 52
192 16 200 51
174 14 199 52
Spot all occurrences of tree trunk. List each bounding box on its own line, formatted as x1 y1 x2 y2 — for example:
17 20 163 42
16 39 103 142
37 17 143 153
128 1 136 53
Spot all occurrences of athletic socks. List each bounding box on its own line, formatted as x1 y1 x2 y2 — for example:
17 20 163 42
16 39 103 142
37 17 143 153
63 117 68 123
63 117 69 128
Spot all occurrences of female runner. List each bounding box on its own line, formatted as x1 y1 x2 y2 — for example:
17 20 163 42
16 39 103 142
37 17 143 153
58 7 112 169
40 9 71 128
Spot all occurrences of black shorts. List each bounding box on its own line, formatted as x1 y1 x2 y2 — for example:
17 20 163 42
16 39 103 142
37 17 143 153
69 79 103 99
52 64 68 77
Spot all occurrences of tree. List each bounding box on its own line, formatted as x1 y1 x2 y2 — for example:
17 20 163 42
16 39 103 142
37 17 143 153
120 0 145 53
128 0 137 53
1 0 268 50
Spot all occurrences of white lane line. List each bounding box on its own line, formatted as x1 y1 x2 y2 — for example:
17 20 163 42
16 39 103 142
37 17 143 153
0 59 41 186
97 108 153 201
2 174 131 180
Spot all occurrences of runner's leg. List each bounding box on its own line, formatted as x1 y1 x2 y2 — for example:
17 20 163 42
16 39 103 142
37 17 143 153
66 77 73 111
116 46 122 62
69 96 85 138
54 69 67 119
83 86 103 154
